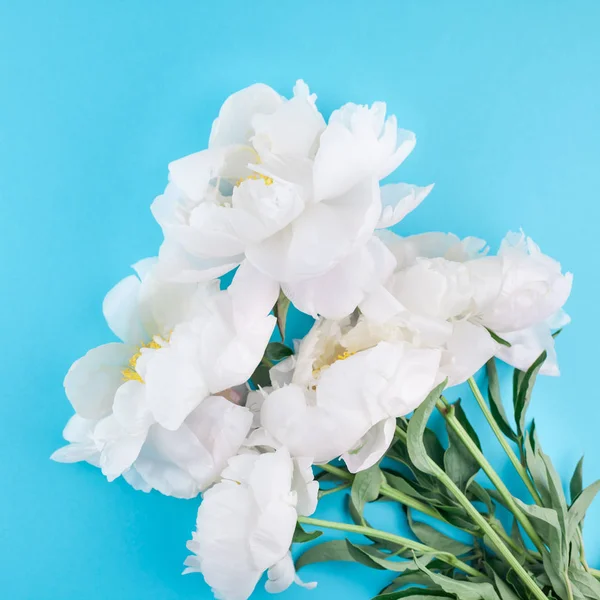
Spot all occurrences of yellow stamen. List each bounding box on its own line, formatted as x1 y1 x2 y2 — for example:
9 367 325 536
311 349 356 379
121 337 166 383
235 172 274 187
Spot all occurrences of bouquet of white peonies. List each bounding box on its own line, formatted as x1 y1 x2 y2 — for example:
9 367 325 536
52 81 600 600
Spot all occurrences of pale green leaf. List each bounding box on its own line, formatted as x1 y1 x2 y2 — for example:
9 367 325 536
292 522 322 544
567 479 600 542
373 589 454 600
407 382 447 476
493 574 520 600
273 290 290 341
406 509 472 556
514 351 547 435
570 457 584 504
416 556 501 600
351 462 384 521
296 539 366 570
486 359 518 442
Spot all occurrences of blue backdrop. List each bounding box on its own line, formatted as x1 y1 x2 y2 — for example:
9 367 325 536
1 1 599 598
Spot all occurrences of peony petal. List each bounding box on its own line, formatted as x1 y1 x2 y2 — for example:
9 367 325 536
140 334 209 431
283 235 396 319
251 80 325 159
342 417 396 473
209 83 283 149
155 237 241 283
227 260 280 325
94 415 148 481
377 183 433 229
440 320 497 386
102 275 148 345
495 322 560 376
64 343 136 420
168 150 218 204
112 380 153 434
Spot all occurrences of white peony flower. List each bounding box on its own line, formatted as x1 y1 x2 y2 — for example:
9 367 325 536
52 259 276 497
184 448 317 600
256 316 440 473
152 81 430 319
473 231 573 333
362 230 572 379
52 395 254 499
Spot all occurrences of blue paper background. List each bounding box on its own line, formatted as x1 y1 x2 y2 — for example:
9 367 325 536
1 1 599 598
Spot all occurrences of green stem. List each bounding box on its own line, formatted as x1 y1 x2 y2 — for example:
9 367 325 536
438 399 546 555
395 425 407 442
379 482 443 521
297 516 481 577
468 377 543 505
318 482 350 498
383 450 531 556
590 567 600 580
416 449 549 600
319 462 352 481
319 463 443 521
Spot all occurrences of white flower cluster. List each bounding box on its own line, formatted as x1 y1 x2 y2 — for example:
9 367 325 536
52 81 572 600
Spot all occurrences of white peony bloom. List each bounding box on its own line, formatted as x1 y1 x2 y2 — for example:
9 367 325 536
52 395 254 499
184 449 317 600
152 81 430 319
256 316 440 473
52 259 276 497
473 231 573 333
363 230 571 379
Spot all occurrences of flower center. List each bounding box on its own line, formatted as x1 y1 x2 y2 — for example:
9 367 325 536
235 172 274 187
311 348 356 380
122 336 168 383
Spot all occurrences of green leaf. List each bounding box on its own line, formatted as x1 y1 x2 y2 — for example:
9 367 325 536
373 590 454 600
485 327 512 347
570 457 584 504
295 539 361 570
373 589 454 600
264 341 293 363
514 351 547 435
512 368 524 411
541 550 571 600
344 540 388 570
568 565 600 599
384 472 432 503
513 498 562 549
444 401 481 491
423 427 446 469
348 497 404 553
273 290 290 341
469 481 495 516
250 361 271 388
292 522 323 544
347 541 430 572
486 359 518 442
377 572 441 596
351 462 384 522
510 517 527 554
453 399 482 450
406 509 472 556
493 574 521 600
567 479 600 542
524 428 552 506
415 556 501 600
407 381 447 476
537 444 569 545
